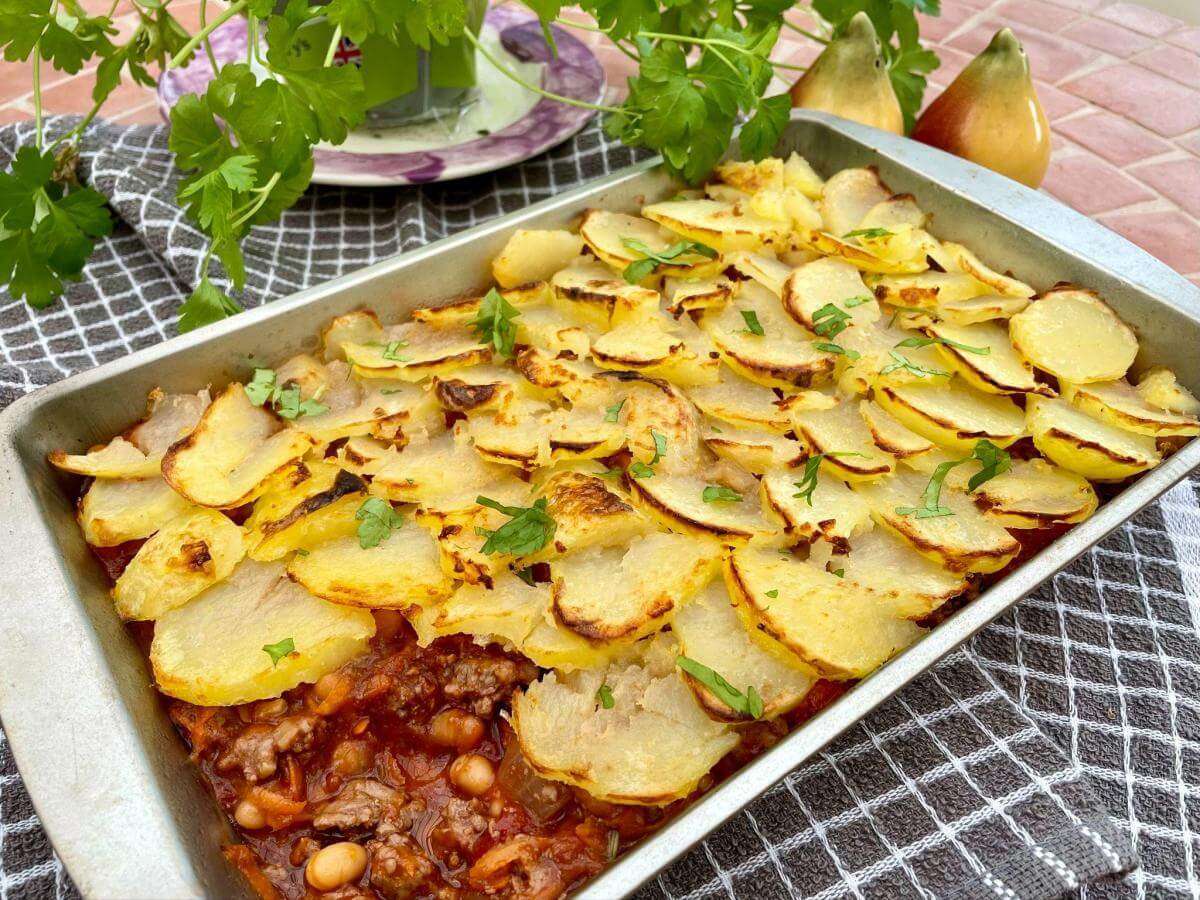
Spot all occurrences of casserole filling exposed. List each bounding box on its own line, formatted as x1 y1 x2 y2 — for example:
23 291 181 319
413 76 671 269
53 155 1198 899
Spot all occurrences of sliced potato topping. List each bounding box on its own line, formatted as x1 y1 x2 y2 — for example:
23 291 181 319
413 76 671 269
344 321 491 381
370 427 509 508
782 257 880 330
629 469 777 542
663 274 734 315
858 399 934 459
79 476 196 547
532 470 653 560
875 379 1025 453
716 157 784 194
759 468 873 544
642 198 786 252
245 462 366 561
791 401 896 481
580 209 723 280
783 152 824 199
838 528 968 620
1063 379 1200 437
936 293 1029 325
927 319 1052 397
971 457 1098 529
411 282 548 329
1027 396 1160 481
550 256 659 328
867 271 988 310
492 229 584 289
704 426 805 473
686 373 790 433
1009 288 1138 383
818 167 891 238
1136 367 1200 416
807 231 928 276
934 243 1033 299
322 310 384 361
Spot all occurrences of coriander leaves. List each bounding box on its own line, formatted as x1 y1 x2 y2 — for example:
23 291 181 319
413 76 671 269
895 439 1012 519
811 302 852 339
469 288 521 359
792 452 864 505
895 335 989 356
356 497 404 549
262 637 295 666
244 368 328 419
879 350 949 379
476 496 557 556
676 655 764 719
702 485 742 503
630 429 668 479
739 309 765 336
620 237 717 283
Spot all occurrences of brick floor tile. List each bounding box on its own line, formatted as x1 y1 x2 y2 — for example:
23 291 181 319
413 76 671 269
112 101 164 126
1034 80 1091 120
1098 210 1200 273
1133 44 1200 91
956 0 997 9
1130 157 1200 218
1061 16 1157 57
1042 152 1155 214
919 4 980 44
1177 131 1200 156
0 59 32 105
1168 27 1200 55
996 0 1081 33
1052 0 1107 9
0 107 28 125
1054 109 1175 166
1064 63 1200 136
1097 2 1185 38
949 20 1092 83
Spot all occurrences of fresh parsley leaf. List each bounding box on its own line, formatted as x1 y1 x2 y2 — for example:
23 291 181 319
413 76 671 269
702 485 742 503
814 341 861 360
792 451 865 505
596 683 615 709
650 430 667 465
619 236 717 283
737 92 791 161
811 302 852 339
765 589 779 598
739 309 765 335
966 439 1012 490
355 497 403 549
177 277 242 332
381 339 410 362
262 637 295 666
676 655 764 719
244 368 278 406
469 288 521 359
623 256 658 283
879 350 949 379
843 295 873 308
844 227 892 240
895 335 989 356
832 568 844 578
274 384 328 419
515 565 537 586
895 440 1010 519
629 461 656 479
475 496 556 556
604 399 625 423
599 468 625 478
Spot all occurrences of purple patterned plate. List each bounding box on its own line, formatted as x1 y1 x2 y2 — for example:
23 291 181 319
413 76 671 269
157 6 606 186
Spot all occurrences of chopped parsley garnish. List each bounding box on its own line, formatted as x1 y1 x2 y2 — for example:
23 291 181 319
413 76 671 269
620 237 717 283
832 568 845 578
604 399 625 423
475 496 557 556
765 589 779 598
879 350 949 379
262 637 295 667
677 656 764 718
843 295 873 308
631 429 667 478
792 452 865 505
895 335 989 356
469 288 521 359
598 468 624 479
702 485 743 503
811 303 852 339
355 497 404 549
515 566 537 586
244 368 328 419
381 339 411 362
844 227 893 240
597 684 615 709
895 440 1012 519
739 309 765 336
814 341 861 360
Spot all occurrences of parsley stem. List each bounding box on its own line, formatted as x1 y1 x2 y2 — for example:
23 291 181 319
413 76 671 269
167 0 247 70
461 27 624 115
231 172 282 228
551 18 639 61
782 19 829 44
32 44 42 151
198 0 219 72
323 24 343 67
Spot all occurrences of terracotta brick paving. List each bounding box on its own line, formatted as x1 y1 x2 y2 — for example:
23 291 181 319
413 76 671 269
0 0 1197 285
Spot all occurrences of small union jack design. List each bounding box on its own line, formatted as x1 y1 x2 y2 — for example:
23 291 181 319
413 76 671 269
331 36 363 67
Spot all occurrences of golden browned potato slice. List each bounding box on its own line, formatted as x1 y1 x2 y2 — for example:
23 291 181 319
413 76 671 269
859 399 934 459
467 400 553 470
411 283 549 329
50 437 163 479
591 321 685 372
853 470 1021 574
933 243 1034 299
860 194 927 232
807 231 929 276
413 483 528 587
783 152 825 199
151 560 375 706
715 157 784 193
818 167 891 237
513 635 739 804
790 402 897 481
970 457 1098 529
837 528 968 620
79 476 196 547
370 427 510 508
551 532 721 641
867 272 988 310
514 303 592 358
161 384 314 509
492 229 585 288
701 282 836 390
531 470 653 560
642 198 786 252
663 275 734 315
113 509 246 620
550 257 659 328
782 257 881 330
927 320 1053 397
410 572 544 650
875 379 1025 453
334 436 394 477
673 582 815 722
542 405 625 462
515 347 598 392
746 187 824 233
1136 367 1200 416
287 521 452 608
1062 379 1200 437
344 321 491 382
629 469 777 542
289 365 438 448
430 366 526 415
1009 288 1138 384
686 373 791 433
725 546 924 679
726 251 792 297
245 462 365 561
936 293 1029 326
621 376 706 472
321 310 384 361
579 209 723 280
1026 396 1160 481
704 426 806 473
759 468 873 544
837 322 952 393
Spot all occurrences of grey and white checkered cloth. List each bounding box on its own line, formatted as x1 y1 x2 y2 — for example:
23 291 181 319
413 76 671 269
3 116 1199 900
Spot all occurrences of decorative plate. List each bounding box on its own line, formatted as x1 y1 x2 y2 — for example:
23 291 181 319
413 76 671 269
157 6 606 187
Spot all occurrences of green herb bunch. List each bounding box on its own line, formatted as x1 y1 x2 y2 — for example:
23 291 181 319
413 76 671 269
0 0 939 328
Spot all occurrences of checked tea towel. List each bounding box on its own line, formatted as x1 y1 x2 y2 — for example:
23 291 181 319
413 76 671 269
4 115 1198 899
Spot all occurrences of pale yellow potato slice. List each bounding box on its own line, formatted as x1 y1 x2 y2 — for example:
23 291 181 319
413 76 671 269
514 347 597 392
782 257 881 330
513 303 592 358
673 582 815 722
686 373 791 433
936 293 1029 326
663 274 734 315
492 229 585 288
853 470 1021 574
704 426 806 473
642 198 786 252
859 399 934 459
705 183 750 203
370 427 511 507
838 528 968 620
550 256 659 327
287 521 452 608
579 209 723 280
1136 367 1200 416
591 320 686 372
860 194 927 232
715 157 784 193
289 366 437 447
933 243 1033 299
970 457 1098 529
334 436 394 477
321 310 384 361
411 282 548 329
726 251 792 297
1009 288 1138 383
413 485 527 586
513 635 739 805
807 231 928 275
724 546 924 679
838 322 952 393
629 469 777 542
818 167 891 237
867 272 989 310
875 379 1025 453
50 437 163 479
783 152 825 199
1063 379 1200 437
79 476 195 547
113 509 246 620
746 187 824 233
790 401 897 481
550 532 720 641
161 384 314 509
759 468 874 544
702 282 836 390
344 321 491 382
1027 396 1160 481
621 376 706 472
927 320 1053 397
530 470 654 561
542 404 625 462
151 560 375 706
410 572 545 651
467 401 553 470
244 462 366 561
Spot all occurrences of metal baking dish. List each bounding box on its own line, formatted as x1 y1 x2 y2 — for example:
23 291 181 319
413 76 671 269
1 110 1197 899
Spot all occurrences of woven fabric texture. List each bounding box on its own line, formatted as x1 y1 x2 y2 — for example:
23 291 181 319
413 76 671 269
3 116 1192 900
